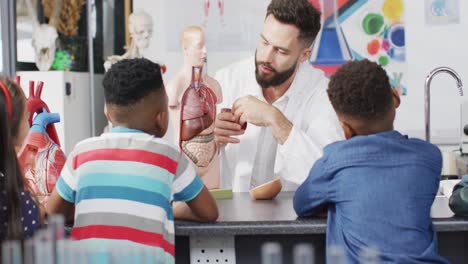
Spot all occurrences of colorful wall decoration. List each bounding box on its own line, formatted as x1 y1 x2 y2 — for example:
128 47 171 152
309 0 407 96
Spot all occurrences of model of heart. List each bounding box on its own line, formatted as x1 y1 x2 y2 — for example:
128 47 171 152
25 80 61 146
17 78 65 206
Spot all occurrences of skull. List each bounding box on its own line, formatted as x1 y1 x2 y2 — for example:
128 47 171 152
129 11 153 51
31 24 58 71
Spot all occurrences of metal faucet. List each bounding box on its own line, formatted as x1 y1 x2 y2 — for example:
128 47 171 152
425 67 464 142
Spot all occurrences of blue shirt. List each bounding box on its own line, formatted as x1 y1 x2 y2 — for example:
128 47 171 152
293 131 449 264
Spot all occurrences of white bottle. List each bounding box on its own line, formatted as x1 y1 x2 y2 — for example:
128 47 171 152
262 242 282 264
328 245 347 264
2 240 22 264
359 247 380 264
293 243 315 264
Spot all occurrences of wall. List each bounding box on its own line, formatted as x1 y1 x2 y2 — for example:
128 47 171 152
400 0 468 144
134 0 468 144
133 0 269 78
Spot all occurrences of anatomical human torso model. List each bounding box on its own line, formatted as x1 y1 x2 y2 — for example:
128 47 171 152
104 11 157 71
166 26 222 189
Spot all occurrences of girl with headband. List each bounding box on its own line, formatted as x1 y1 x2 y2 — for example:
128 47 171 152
0 76 40 240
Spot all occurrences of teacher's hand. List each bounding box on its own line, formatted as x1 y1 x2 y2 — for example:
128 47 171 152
214 109 245 147
232 95 278 127
232 95 293 145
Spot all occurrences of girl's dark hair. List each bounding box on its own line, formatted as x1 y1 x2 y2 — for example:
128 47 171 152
0 76 26 240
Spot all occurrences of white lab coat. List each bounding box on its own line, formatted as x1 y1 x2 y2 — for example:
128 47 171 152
214 57 344 192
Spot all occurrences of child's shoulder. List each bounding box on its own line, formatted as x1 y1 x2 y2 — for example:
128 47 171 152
322 130 441 156
406 136 442 160
144 136 181 153
401 134 441 154
322 137 358 156
71 133 182 157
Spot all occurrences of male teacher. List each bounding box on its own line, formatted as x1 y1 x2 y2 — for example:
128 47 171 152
214 0 343 192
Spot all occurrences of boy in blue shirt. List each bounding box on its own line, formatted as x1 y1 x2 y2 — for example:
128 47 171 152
293 60 448 263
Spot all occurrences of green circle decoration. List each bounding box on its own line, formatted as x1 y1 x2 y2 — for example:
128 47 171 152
362 13 384 35
378 56 390 66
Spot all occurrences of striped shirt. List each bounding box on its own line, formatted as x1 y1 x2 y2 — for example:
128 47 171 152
55 126 204 263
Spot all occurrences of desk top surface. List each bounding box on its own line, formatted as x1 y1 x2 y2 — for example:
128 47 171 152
175 192 468 236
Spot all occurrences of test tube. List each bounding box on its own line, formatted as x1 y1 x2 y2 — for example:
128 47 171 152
143 246 154 264
49 214 65 264
131 245 144 264
293 243 315 264
56 240 69 264
34 230 54 264
74 243 86 264
110 244 121 264
151 246 161 264
328 245 346 264
359 247 380 264
58 240 67 264
48 214 65 240
2 240 22 264
24 238 35 264
261 242 282 264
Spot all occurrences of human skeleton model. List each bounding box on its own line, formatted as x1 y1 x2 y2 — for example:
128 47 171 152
25 0 63 71
104 11 154 71
202 0 225 27
166 26 222 189
103 10 163 132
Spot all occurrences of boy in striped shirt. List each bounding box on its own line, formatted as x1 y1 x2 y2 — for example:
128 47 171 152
47 58 218 263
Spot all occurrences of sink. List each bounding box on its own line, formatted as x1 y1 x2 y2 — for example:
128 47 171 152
430 179 461 218
431 195 454 218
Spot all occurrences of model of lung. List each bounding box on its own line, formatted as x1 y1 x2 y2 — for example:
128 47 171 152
180 66 217 167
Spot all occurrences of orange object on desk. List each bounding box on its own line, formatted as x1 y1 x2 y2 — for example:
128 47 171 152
250 178 282 200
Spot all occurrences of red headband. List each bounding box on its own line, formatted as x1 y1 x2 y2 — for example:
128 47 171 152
0 81 12 120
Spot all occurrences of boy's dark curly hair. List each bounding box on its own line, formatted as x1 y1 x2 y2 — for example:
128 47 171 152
266 0 321 47
103 58 163 106
327 59 393 120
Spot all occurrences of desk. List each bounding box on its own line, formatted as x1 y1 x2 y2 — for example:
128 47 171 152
175 192 468 264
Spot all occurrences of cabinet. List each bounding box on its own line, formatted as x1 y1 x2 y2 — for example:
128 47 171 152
17 71 105 154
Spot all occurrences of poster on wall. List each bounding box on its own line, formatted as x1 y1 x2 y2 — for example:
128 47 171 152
163 0 270 52
424 0 460 25
309 0 407 96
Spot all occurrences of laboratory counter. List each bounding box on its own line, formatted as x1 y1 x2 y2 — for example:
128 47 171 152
175 192 468 264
